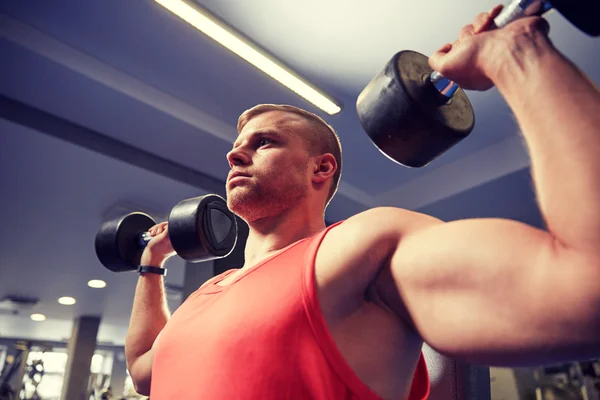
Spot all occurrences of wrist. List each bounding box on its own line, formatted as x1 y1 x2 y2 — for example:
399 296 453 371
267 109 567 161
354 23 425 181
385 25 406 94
483 30 555 92
140 253 168 268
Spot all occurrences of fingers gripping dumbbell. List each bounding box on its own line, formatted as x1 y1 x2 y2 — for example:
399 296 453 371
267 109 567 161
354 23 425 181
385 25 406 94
95 194 238 272
356 0 598 168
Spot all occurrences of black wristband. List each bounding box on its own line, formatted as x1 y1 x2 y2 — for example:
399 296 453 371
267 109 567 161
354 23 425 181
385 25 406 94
137 266 167 277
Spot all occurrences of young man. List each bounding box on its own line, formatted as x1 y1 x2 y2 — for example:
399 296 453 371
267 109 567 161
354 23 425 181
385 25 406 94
124 7 600 400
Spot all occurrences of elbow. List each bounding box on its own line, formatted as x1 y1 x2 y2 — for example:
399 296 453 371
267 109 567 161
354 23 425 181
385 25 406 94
126 354 152 396
593 292 600 344
134 381 151 397
587 304 600 359
131 373 151 396
581 267 600 355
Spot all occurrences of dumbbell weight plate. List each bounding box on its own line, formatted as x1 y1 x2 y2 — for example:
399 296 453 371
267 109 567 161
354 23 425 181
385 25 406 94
356 50 475 168
95 212 156 272
168 194 237 263
551 0 599 37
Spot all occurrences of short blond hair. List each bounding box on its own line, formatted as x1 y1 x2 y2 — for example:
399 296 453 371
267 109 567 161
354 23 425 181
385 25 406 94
237 104 342 206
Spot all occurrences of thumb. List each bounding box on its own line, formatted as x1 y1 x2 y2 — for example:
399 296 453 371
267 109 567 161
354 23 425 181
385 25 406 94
158 226 170 238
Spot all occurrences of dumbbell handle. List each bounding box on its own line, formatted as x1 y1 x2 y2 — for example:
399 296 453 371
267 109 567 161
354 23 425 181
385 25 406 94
429 0 554 99
137 232 154 248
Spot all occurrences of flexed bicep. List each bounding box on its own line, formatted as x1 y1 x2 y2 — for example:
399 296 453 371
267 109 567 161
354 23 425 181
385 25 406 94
383 217 600 367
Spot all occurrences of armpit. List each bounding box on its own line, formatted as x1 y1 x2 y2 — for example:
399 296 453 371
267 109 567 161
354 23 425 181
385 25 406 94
367 261 418 334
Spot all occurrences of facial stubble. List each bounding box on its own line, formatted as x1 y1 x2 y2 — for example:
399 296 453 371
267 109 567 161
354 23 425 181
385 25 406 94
227 162 309 222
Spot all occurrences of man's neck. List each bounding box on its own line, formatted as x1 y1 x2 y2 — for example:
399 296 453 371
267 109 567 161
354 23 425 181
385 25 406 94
243 207 326 269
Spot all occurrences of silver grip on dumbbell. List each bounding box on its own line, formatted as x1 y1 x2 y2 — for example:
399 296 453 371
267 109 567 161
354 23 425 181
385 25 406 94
138 232 153 248
430 0 553 98
493 0 553 28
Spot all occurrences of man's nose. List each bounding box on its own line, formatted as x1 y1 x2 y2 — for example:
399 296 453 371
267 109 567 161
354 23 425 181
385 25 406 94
227 147 250 168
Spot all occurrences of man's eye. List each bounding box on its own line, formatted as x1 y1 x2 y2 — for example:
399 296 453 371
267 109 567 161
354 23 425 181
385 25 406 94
258 138 272 147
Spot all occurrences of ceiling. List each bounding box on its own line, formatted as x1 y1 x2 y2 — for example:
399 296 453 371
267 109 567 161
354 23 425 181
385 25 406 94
0 0 598 345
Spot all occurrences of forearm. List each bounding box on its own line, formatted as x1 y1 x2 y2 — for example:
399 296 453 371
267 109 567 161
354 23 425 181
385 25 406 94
125 257 171 366
491 34 600 256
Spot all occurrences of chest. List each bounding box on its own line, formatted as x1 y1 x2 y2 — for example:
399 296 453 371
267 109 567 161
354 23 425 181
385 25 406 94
162 256 422 400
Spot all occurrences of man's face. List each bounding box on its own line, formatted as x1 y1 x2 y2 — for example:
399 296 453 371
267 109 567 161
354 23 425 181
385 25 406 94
226 111 313 222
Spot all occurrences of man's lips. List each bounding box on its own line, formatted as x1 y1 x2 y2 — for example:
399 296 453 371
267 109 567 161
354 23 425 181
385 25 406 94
229 176 250 184
228 171 251 183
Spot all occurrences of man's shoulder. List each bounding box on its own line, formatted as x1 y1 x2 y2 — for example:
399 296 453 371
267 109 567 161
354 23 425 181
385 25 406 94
329 207 438 241
315 207 440 302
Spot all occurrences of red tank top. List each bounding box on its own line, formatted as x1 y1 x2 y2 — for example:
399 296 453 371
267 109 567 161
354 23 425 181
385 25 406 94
151 222 430 399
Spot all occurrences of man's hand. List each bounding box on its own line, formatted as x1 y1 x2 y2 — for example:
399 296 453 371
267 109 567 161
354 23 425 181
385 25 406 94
428 5 551 91
140 222 176 267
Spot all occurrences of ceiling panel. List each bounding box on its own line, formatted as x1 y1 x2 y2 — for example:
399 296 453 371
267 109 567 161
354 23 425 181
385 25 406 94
0 38 235 184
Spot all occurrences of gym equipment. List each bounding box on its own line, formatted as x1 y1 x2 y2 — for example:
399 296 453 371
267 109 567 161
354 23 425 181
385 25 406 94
532 361 600 400
22 359 43 400
95 194 238 272
0 341 30 400
0 342 51 400
356 0 598 168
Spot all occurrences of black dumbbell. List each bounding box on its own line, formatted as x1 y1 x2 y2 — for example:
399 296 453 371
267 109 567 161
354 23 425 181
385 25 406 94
95 194 238 272
356 0 598 168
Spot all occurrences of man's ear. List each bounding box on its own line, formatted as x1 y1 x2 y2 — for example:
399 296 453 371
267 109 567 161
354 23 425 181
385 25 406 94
312 154 337 184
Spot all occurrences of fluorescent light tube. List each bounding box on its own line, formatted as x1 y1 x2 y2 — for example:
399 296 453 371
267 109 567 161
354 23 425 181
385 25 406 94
154 0 342 115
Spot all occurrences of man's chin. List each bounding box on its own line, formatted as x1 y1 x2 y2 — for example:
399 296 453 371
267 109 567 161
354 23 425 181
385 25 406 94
227 189 254 213
227 190 276 222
